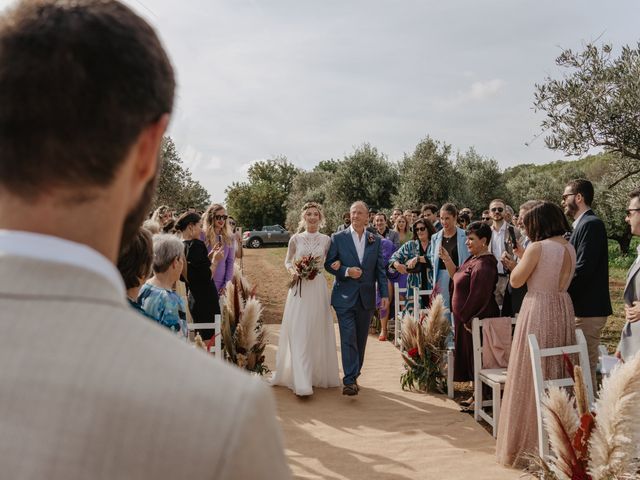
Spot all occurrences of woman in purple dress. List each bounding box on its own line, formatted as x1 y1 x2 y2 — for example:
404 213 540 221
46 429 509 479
203 203 236 294
440 221 499 386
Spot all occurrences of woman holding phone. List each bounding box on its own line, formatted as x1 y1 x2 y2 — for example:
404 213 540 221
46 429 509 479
203 204 236 294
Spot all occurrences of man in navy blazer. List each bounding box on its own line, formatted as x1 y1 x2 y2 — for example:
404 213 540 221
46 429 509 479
563 179 612 389
325 201 389 396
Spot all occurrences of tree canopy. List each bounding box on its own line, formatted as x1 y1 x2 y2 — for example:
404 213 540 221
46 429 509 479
534 42 640 188
154 137 210 211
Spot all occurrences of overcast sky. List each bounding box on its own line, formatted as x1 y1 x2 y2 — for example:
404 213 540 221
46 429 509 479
9 0 640 202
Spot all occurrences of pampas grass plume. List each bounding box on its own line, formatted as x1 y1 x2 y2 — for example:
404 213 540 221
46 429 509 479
573 365 589 417
542 386 579 477
588 352 640 479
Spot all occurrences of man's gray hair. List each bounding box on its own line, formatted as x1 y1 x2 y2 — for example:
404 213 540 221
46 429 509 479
350 200 369 211
151 233 184 274
505 205 514 215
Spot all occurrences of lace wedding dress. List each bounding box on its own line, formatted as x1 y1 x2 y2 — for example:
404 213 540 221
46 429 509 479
270 231 341 395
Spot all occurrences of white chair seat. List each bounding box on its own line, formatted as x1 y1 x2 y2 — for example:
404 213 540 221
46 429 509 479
478 368 507 384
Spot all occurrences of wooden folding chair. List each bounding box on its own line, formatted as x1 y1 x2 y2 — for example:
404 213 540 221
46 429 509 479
472 317 517 437
528 329 593 458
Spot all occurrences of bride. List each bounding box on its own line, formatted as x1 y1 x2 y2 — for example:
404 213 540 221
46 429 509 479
271 202 341 396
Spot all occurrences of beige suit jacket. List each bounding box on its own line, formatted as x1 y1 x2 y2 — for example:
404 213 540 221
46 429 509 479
0 255 290 479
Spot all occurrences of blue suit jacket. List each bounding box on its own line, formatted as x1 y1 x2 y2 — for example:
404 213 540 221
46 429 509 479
325 229 389 311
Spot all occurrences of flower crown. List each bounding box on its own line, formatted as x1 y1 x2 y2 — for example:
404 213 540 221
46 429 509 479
302 202 321 210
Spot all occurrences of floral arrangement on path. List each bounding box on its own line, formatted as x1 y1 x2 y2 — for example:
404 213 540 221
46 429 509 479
288 254 320 297
528 352 640 479
399 294 450 393
219 265 269 375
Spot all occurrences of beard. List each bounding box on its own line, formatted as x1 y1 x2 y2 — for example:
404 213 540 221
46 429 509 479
564 200 578 218
119 169 159 251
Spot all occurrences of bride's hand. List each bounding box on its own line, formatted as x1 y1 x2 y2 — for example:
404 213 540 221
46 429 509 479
330 260 341 270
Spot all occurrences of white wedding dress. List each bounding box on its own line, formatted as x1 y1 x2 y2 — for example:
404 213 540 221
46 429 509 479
271 231 341 395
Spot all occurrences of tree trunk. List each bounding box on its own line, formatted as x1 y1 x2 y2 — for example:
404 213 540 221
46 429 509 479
611 229 633 255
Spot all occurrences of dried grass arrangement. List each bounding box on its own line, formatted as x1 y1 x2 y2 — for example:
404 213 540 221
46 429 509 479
527 352 640 480
399 294 451 393
220 268 268 375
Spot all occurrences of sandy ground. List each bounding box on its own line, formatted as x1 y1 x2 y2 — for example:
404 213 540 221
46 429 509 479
242 247 519 479
264 325 519 480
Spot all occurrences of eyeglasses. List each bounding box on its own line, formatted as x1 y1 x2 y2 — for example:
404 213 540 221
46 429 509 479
626 208 640 216
229 221 236 227
414 226 427 232
490 207 504 213
214 215 228 221
561 193 576 201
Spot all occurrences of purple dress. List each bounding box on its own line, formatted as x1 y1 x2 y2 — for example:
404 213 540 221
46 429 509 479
212 242 236 291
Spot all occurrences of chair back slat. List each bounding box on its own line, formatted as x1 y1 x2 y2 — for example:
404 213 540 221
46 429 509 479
187 314 222 357
528 328 593 458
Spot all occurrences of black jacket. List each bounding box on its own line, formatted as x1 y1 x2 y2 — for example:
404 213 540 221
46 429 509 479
568 210 613 317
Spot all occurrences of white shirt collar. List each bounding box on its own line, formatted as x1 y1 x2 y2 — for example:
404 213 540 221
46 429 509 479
572 210 590 229
0 230 125 295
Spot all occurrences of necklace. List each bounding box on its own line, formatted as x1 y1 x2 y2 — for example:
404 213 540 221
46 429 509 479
443 232 456 245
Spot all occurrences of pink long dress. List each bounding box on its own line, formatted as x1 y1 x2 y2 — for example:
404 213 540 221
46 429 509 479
495 239 576 468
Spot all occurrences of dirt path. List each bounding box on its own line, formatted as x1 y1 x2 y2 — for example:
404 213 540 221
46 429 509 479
264 325 519 480
242 246 518 478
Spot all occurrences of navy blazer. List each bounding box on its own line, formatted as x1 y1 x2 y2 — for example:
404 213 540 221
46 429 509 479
568 210 613 317
324 229 389 311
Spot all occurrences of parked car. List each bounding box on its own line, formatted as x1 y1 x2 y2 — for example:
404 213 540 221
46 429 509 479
242 225 291 248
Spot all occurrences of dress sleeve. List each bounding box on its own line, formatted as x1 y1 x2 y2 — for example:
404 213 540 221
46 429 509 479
284 234 297 271
389 241 412 270
223 242 236 285
456 259 498 325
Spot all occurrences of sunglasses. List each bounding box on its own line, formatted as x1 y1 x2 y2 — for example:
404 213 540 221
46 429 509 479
626 208 640 216
414 226 427 232
490 207 504 213
214 215 228 221
482 217 491 221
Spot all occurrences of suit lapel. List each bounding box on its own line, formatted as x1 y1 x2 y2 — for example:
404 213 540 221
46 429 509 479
625 259 640 300
343 229 362 267
362 234 375 264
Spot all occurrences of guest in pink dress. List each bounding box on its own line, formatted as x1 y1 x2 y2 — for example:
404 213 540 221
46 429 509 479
496 202 576 468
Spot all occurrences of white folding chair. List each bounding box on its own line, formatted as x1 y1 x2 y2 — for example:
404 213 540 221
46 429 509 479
528 329 593 458
187 313 222 358
393 282 408 348
412 287 432 322
472 317 517 437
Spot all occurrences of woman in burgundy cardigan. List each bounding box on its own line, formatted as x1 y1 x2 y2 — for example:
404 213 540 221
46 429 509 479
440 221 499 384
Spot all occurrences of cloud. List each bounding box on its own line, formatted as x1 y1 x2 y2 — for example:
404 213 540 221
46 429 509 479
468 79 506 100
435 78 506 109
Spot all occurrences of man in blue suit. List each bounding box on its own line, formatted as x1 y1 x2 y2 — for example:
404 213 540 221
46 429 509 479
325 201 389 396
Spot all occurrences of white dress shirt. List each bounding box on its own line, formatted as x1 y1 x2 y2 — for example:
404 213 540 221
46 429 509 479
349 225 366 263
572 209 590 229
491 222 508 274
0 229 125 295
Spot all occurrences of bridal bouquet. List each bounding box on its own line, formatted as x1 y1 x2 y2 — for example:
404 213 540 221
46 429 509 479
289 255 320 296
399 294 451 393
528 352 640 480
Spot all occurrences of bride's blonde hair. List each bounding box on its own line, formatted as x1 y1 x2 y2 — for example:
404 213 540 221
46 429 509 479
297 202 325 233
